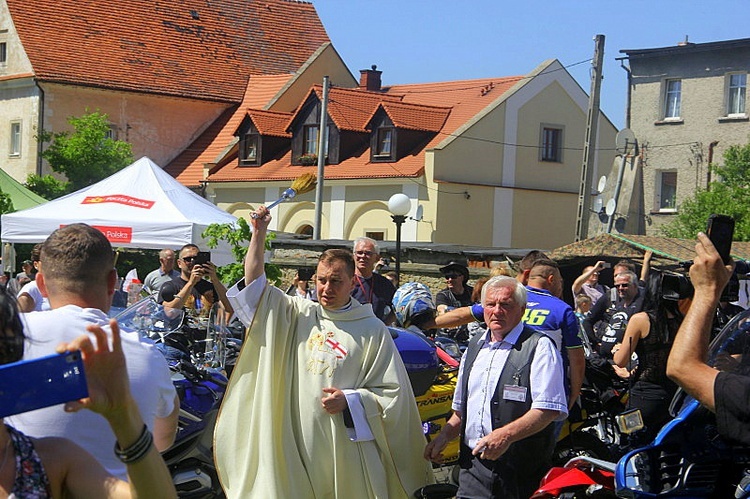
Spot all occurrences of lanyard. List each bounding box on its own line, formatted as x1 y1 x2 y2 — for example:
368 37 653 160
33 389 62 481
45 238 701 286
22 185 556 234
354 275 374 304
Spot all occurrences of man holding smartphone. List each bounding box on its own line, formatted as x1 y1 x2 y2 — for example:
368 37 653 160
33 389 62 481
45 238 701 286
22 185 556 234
159 243 233 316
667 230 750 444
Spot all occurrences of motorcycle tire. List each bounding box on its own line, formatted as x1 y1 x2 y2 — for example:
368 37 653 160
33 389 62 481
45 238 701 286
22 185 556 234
552 431 613 468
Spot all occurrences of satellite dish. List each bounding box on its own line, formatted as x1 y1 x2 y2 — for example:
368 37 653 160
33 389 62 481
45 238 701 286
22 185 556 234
413 205 424 222
615 128 636 154
593 197 603 213
605 198 617 217
597 176 607 193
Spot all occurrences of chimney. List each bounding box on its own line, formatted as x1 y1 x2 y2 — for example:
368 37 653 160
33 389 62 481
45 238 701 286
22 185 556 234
359 65 382 91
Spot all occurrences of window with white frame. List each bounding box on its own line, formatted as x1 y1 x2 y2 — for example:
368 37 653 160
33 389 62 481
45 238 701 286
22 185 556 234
656 170 677 211
302 124 329 156
375 127 393 157
728 73 747 116
664 79 682 119
540 126 563 162
10 121 21 157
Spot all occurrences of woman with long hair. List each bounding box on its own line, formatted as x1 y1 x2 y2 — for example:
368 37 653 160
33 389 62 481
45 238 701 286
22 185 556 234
613 271 684 440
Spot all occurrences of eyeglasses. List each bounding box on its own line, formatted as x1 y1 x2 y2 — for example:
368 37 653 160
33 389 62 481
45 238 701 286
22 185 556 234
614 283 632 289
355 250 374 257
444 273 461 279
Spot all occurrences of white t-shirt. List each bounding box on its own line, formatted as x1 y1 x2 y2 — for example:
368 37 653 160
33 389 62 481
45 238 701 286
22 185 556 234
17 281 50 311
9 305 176 479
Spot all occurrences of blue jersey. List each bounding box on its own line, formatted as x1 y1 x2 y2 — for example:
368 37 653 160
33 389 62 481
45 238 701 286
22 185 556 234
522 286 582 352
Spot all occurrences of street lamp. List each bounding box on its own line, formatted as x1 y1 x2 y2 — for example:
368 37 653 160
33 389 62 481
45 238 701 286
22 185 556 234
387 193 411 287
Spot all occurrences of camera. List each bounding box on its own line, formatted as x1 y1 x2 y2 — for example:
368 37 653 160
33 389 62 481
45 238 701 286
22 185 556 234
194 251 211 266
662 272 694 301
298 267 315 281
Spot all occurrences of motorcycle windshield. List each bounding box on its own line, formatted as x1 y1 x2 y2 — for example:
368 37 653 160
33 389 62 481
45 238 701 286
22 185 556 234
113 297 185 338
670 307 750 416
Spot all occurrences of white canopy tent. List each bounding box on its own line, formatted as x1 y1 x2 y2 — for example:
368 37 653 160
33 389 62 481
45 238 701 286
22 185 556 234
1 157 239 265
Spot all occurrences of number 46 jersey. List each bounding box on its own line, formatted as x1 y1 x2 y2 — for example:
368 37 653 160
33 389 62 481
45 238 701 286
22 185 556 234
522 286 582 353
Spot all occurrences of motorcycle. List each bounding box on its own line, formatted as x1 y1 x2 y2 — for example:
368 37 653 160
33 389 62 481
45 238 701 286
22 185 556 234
533 308 750 498
116 298 232 498
552 361 632 468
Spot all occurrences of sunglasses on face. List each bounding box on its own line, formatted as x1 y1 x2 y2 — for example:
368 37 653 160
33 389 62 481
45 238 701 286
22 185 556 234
614 283 632 289
444 273 461 279
181 256 198 263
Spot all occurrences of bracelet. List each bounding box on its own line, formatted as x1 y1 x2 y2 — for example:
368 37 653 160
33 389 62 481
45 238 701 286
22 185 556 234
114 424 153 464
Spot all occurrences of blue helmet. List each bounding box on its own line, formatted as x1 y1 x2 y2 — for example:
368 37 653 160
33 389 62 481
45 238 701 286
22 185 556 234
392 282 436 329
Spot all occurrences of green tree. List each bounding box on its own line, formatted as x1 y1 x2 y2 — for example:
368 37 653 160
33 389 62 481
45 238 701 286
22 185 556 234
31 110 133 197
24 174 68 200
661 142 750 241
202 217 282 285
0 188 14 215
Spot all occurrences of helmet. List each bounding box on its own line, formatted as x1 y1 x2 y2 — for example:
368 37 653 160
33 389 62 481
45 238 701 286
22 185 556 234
392 282 436 330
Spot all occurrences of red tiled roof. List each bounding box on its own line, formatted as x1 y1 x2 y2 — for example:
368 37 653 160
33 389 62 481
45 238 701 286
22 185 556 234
204 76 523 183
240 110 293 138
165 74 294 186
316 86 403 132
376 101 451 132
7 0 329 102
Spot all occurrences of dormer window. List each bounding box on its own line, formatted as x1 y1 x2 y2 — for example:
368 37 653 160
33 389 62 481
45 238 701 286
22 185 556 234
303 125 318 155
240 128 260 166
375 128 393 157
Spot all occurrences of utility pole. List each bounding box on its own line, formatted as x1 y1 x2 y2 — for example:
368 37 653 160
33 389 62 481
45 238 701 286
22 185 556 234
313 76 329 240
574 34 605 241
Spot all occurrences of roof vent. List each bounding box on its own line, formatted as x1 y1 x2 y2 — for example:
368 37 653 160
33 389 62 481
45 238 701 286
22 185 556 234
677 35 692 46
190 10 200 20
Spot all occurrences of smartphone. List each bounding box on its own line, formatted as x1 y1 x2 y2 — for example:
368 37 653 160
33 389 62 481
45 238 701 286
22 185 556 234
0 351 88 418
602 262 612 269
298 267 315 281
706 214 735 264
194 251 211 266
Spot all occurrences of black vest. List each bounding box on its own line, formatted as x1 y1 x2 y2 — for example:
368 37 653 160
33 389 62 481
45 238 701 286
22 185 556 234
458 326 557 477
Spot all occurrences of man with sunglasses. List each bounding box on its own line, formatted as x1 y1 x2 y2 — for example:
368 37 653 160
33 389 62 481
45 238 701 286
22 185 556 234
159 243 233 316
436 261 474 342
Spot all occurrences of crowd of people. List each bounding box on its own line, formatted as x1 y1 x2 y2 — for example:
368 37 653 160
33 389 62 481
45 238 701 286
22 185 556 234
0 212 747 498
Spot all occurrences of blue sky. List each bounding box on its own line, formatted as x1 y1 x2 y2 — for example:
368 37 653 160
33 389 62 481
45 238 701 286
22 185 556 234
315 1 748 132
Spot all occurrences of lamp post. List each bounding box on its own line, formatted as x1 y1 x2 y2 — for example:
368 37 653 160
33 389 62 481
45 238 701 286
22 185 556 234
387 193 410 287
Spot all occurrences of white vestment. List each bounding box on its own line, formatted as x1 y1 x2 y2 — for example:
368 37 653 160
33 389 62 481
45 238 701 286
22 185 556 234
215 278 434 498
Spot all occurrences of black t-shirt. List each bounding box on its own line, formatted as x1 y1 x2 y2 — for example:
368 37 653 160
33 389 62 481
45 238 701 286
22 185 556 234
159 276 216 313
350 273 395 323
436 286 474 342
715 370 750 445
585 288 644 357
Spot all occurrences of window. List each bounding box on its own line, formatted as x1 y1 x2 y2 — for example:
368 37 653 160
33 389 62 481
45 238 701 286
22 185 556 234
303 125 318 155
365 231 385 241
302 125 329 157
728 73 747 116
104 124 118 140
240 132 259 165
375 128 393 157
0 42 6 66
540 126 563 162
656 171 677 211
9 121 21 157
664 79 682 119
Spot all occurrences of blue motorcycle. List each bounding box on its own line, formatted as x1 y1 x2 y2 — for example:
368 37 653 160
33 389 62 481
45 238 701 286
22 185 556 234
615 308 750 498
116 298 233 498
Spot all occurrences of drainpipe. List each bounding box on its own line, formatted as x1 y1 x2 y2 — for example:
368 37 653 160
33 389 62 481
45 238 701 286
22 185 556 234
617 57 632 129
707 140 719 189
34 79 45 175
